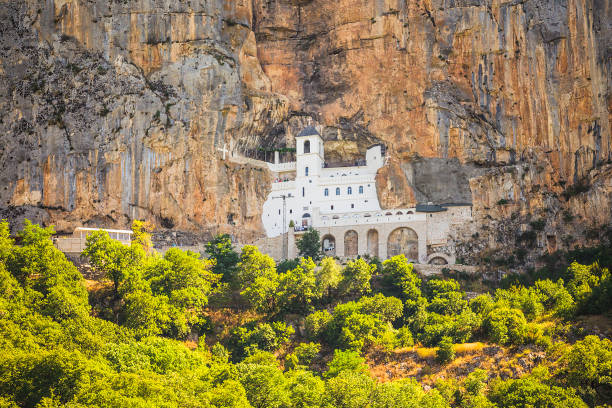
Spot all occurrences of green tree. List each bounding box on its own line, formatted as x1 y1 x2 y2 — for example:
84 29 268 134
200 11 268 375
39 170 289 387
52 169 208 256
285 369 326 408
370 379 450 408
278 257 319 314
324 349 368 378
484 307 527 345
317 257 342 299
205 234 240 283
236 362 290 408
8 220 90 321
131 219 154 252
145 249 219 337
0 220 14 262
563 335 612 397
147 248 218 305
82 230 145 295
436 336 455 364
285 342 320 370
463 369 488 396
340 258 375 296
122 290 171 338
382 255 425 314
325 370 374 408
205 380 253 408
305 309 332 341
426 279 467 315
230 322 294 358
238 246 279 313
296 229 322 261
488 377 587 408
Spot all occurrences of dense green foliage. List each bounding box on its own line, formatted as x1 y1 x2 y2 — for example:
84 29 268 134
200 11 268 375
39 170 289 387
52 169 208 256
204 233 240 283
296 228 322 261
0 220 611 407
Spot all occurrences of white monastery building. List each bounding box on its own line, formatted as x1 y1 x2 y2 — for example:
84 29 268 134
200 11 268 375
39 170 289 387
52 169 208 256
262 127 473 264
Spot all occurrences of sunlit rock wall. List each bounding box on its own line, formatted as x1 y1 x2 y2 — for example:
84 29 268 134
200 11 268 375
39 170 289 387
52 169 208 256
0 0 610 259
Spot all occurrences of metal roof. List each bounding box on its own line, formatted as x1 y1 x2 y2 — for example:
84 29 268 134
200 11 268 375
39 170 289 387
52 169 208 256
74 227 133 234
296 126 320 137
415 204 447 213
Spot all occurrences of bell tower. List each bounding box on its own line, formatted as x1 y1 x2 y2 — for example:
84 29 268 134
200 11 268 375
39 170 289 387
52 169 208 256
295 126 324 178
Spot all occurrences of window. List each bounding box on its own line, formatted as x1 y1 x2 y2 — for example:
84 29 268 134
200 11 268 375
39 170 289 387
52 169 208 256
324 188 329 196
347 186 352 195
302 187 305 197
289 209 292 214
359 186 364 194
305 166 309 176
331 205 334 210
304 140 310 154
351 204 354 209
278 209 281 215
336 187 340 195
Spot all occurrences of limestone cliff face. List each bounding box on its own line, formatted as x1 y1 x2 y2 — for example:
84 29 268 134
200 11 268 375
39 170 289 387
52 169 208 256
1 0 610 258
1 0 287 241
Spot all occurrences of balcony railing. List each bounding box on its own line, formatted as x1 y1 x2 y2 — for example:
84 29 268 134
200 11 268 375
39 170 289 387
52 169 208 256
314 210 426 227
271 180 295 191
267 162 296 173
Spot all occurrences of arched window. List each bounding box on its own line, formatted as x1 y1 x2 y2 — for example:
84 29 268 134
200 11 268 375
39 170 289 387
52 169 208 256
305 166 309 176
302 187 305 197
359 185 364 194
304 140 310 154
347 186 352 195
324 188 329 196
336 187 341 195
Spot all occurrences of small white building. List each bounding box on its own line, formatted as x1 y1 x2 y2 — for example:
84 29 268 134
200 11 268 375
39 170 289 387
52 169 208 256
54 227 133 253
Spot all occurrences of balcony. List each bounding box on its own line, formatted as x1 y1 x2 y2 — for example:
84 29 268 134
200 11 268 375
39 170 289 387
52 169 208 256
267 162 296 173
271 180 295 191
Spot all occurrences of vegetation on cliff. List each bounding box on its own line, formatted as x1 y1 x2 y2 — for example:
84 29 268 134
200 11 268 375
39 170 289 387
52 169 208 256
0 221 611 407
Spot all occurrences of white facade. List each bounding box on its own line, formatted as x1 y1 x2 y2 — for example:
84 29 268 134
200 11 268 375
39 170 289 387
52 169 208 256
262 127 386 237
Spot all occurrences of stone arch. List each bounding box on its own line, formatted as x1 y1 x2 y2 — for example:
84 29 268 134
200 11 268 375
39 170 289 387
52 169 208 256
322 234 336 256
387 227 418 261
367 229 379 257
426 253 452 265
428 256 448 265
344 230 358 257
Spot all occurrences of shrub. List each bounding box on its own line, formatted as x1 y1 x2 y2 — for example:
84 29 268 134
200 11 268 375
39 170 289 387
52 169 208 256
464 369 488 396
488 377 587 408
340 258 375 296
285 342 320 370
229 322 294 359
305 310 332 341
436 336 455 364
563 335 612 390
484 308 527 345
382 255 422 301
394 326 414 348
324 349 368 378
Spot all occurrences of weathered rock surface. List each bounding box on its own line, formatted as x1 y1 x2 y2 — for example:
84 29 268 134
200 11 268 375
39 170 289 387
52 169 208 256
0 0 610 261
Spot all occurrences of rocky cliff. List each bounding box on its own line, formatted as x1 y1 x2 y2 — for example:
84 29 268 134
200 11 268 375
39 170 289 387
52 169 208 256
1 0 610 259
